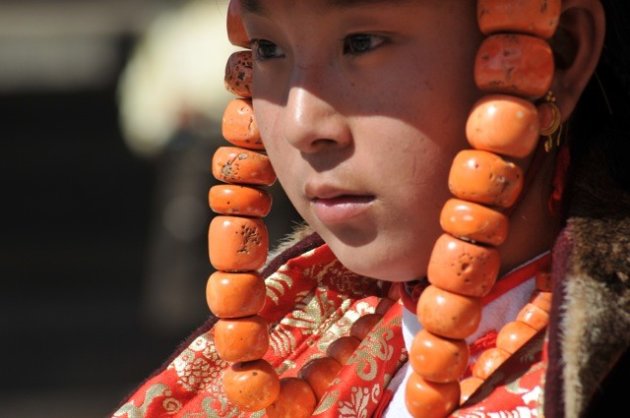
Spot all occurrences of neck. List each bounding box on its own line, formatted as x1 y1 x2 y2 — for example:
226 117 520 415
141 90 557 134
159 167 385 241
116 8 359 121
500 150 561 275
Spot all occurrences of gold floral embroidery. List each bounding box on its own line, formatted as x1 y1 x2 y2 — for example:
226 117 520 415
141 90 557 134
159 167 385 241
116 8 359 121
269 326 297 358
162 397 182 415
337 386 372 418
280 291 336 335
275 358 297 376
314 389 340 415
316 300 371 352
168 334 227 392
113 383 170 418
347 318 399 381
265 272 294 305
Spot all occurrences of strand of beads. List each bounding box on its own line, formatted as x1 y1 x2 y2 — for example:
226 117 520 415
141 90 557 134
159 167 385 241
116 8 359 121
215 3 399 416
461 271 553 402
405 1 561 417
207 0 280 410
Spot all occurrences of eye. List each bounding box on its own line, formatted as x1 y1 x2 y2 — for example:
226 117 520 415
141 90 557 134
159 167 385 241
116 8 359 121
343 34 386 56
251 39 285 61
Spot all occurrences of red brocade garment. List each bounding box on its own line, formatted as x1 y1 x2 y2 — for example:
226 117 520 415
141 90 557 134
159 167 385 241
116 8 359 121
113 245 550 418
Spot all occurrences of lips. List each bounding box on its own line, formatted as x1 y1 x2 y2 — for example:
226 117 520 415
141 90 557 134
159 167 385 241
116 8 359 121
306 183 375 224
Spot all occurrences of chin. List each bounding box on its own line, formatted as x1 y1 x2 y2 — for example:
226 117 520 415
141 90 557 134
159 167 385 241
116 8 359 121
330 240 429 283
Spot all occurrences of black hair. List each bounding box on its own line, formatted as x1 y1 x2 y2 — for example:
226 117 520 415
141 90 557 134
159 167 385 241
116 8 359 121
570 0 630 190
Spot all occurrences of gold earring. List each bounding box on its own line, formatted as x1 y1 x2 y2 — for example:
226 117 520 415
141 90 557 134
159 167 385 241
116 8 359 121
538 91 563 152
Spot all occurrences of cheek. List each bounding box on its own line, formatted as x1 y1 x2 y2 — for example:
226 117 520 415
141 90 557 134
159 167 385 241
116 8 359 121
252 98 304 201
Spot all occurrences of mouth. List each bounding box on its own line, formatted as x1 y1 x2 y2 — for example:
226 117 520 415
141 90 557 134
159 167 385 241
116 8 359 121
310 194 375 225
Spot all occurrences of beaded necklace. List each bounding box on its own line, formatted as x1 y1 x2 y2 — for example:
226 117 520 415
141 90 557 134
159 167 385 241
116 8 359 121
207 1 563 417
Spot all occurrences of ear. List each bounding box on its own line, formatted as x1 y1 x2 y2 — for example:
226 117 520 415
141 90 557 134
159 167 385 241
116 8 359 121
552 0 606 121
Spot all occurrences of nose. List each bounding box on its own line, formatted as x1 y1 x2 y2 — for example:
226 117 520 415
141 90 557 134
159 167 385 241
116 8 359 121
281 79 352 154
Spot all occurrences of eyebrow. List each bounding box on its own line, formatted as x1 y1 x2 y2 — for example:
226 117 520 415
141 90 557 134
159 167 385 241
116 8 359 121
240 0 411 15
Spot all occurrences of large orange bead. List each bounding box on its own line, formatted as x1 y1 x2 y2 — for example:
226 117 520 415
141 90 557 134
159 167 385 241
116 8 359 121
222 99 264 150
517 302 550 331
475 34 554 99
208 216 268 271
350 313 382 340
223 359 280 411
466 95 540 158
266 378 317 418
298 357 342 401
206 271 266 318
226 0 249 48
417 285 482 339
405 373 460 418
440 199 509 246
209 185 272 217
225 51 253 98
428 234 500 298
472 347 511 380
212 146 275 186
477 0 561 39
460 377 484 404
530 290 552 312
409 330 469 383
496 320 538 354
214 316 269 362
326 336 361 365
449 150 524 208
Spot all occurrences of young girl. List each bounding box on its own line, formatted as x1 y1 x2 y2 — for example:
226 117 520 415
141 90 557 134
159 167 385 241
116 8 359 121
114 1 629 417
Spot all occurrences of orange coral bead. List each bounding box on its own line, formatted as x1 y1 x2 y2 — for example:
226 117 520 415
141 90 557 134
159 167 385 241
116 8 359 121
535 271 553 292
475 34 554 99
225 51 253 98
266 378 317 418
428 234 500 298
466 95 540 158
212 147 276 186
477 0 561 39
298 357 342 401
440 198 509 246
209 185 272 217
350 313 382 340
206 271 266 318
449 150 524 208
409 330 469 383
226 0 249 48
222 99 264 150
405 373 460 418
223 359 280 411
417 285 482 339
516 303 550 331
496 320 538 354
214 316 269 362
472 347 511 380
460 377 484 404
326 336 361 365
530 290 552 312
208 216 268 271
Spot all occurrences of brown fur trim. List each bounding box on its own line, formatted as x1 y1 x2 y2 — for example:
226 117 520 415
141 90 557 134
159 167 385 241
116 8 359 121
555 142 630 417
266 222 315 265
561 217 630 417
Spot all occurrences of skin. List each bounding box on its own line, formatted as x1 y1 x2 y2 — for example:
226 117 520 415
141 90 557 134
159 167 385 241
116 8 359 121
239 0 605 282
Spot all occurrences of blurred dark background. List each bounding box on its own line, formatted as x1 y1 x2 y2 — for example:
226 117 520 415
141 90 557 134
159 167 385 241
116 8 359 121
0 1 299 416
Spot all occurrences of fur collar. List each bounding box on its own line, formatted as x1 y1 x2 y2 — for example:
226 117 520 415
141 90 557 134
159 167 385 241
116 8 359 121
546 143 630 418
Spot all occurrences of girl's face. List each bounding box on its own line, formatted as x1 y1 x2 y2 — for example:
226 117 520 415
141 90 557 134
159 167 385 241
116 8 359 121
242 0 483 281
